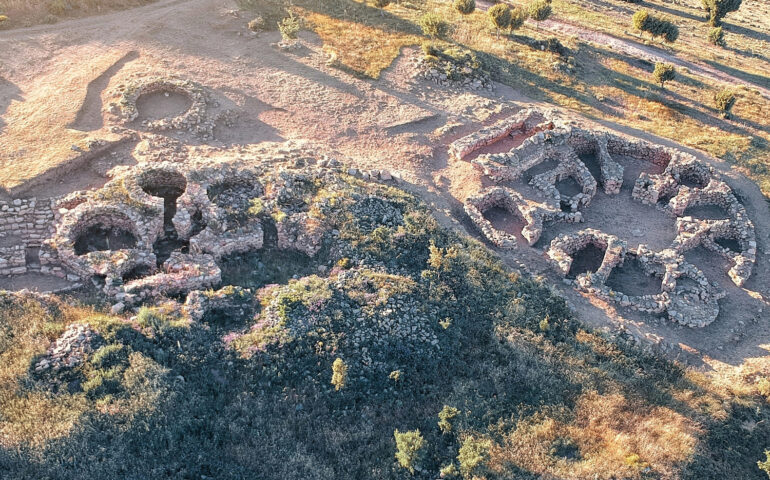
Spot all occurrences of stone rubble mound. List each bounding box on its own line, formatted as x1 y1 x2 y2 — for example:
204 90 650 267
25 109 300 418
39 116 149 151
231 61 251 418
34 323 97 372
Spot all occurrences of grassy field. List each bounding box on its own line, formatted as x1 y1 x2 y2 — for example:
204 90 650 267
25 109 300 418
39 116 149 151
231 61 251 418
2 170 770 479
259 0 770 197
0 0 157 28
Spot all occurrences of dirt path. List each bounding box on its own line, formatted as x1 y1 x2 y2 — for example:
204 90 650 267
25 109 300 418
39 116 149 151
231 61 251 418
540 19 770 99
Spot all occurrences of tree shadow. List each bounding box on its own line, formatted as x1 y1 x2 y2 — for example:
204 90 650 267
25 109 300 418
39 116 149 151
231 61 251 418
639 0 706 22
68 50 139 132
702 57 770 90
0 75 22 135
723 20 770 44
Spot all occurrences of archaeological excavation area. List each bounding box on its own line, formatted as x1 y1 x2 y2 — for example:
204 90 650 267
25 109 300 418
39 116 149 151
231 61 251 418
458 109 758 328
0 74 763 340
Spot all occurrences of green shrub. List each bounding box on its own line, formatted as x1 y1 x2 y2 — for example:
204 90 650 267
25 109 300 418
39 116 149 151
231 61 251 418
0 15 8 24
394 429 425 472
438 405 460 433
331 357 348 391
528 0 552 27
539 316 550 332
488 4 511 36
247 16 265 32
713 89 736 118
277 12 300 42
454 0 476 15
708 26 725 46
701 0 742 26
509 7 527 32
419 12 448 38
458 436 490 477
652 62 675 88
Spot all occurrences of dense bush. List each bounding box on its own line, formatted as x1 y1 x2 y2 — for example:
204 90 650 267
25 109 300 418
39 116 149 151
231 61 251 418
709 26 725 46
701 0 742 26
394 429 425 472
714 88 737 118
653 62 676 87
488 4 511 36
454 0 476 15
419 12 448 38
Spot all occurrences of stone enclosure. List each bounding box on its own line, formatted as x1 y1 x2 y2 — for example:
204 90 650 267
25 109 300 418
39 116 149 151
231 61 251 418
459 109 756 327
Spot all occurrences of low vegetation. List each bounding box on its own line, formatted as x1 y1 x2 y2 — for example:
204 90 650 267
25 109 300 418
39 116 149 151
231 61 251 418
2 171 770 479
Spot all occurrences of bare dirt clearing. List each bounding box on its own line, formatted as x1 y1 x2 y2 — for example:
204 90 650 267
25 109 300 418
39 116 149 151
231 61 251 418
0 0 768 374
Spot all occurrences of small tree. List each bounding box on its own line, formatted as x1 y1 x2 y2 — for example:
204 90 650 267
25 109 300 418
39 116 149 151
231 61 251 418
394 429 425 473
632 9 651 35
454 0 476 15
708 26 725 46
528 0 552 29
652 62 676 88
419 12 448 39
374 0 391 15
331 358 348 391
759 450 770 478
438 405 460 433
701 0 742 26
509 7 527 33
277 12 300 43
488 4 511 37
713 89 736 118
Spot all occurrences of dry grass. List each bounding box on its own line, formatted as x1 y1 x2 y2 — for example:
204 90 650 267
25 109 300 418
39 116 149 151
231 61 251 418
300 9 421 79
0 0 156 28
0 297 88 447
489 392 700 479
291 0 770 196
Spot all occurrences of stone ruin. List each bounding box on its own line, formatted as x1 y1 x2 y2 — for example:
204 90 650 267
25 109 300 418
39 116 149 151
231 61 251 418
545 229 724 327
0 143 366 315
0 198 69 284
106 76 235 141
459 109 756 327
43 158 345 309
